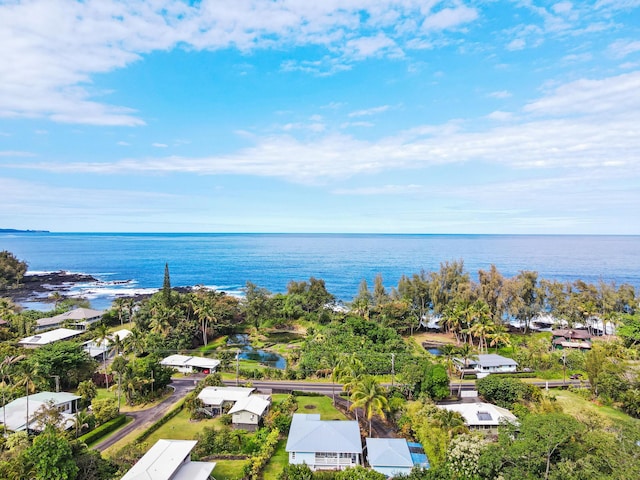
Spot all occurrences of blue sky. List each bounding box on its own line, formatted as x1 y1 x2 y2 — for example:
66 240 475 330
0 0 639 234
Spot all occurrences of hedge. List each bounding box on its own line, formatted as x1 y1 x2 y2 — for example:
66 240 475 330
79 414 128 446
134 399 185 443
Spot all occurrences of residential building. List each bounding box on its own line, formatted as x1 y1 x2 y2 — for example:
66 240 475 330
35 307 104 332
1 391 80 433
161 354 221 374
121 439 215 480
19 328 82 348
228 395 271 431
552 329 592 350
83 328 132 359
197 386 255 416
438 402 518 434
286 414 362 471
456 354 518 378
365 438 414 477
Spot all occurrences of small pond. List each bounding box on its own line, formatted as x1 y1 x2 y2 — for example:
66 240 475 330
227 334 287 370
427 348 442 356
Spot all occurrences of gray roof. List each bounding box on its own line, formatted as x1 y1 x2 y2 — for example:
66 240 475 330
1 391 80 432
366 438 413 468
286 414 362 454
475 354 518 367
121 439 215 480
19 328 82 346
37 308 103 327
228 395 270 416
438 402 518 427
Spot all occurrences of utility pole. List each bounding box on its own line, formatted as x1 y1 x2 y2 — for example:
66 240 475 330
50 375 60 393
236 349 240 386
391 353 395 387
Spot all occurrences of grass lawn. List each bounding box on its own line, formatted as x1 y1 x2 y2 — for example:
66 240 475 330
295 394 347 420
213 459 248 480
84 416 134 450
142 407 222 446
89 387 172 413
262 440 288 480
552 390 640 426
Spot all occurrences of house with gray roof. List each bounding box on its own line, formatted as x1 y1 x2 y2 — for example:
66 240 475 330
35 307 103 332
455 354 518 378
1 391 80 433
286 414 362 471
366 438 414 477
19 327 83 348
121 439 215 480
228 395 271 431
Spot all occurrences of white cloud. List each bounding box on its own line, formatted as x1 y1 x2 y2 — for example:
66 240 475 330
348 105 391 117
332 184 423 195
488 90 512 99
0 151 36 157
152 143 168 148
609 39 640 58
0 0 485 126
485 111 513 121
117 141 130 146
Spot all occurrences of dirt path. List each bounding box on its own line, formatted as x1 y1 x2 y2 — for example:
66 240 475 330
333 395 397 438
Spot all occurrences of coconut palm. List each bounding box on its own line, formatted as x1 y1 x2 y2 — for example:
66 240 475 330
438 344 460 376
488 324 512 352
112 297 126 326
16 367 41 433
72 409 90 438
93 323 111 391
333 354 364 420
349 375 389 437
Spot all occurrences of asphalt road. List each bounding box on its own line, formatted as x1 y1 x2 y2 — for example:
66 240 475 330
94 377 199 452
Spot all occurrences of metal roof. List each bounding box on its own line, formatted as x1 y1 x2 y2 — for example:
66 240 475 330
366 438 413 468
19 328 82 346
1 391 80 432
197 386 254 406
228 395 270 416
121 439 203 480
438 402 518 427
161 354 221 370
286 414 362 454
474 354 518 367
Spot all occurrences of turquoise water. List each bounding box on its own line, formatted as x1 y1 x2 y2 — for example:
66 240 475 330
1 233 639 310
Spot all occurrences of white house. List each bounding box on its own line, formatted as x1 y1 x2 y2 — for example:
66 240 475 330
438 402 518 433
35 308 104 332
19 328 83 348
366 438 414 477
121 439 215 480
286 414 362 471
161 354 221 374
83 329 132 359
228 395 271 431
456 354 518 378
1 391 80 433
197 386 255 416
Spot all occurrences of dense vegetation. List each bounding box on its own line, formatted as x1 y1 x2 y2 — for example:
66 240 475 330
0 250 27 288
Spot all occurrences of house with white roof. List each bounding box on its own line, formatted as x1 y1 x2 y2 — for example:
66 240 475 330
228 395 271 431
19 328 83 348
35 307 104 332
285 414 362 471
455 354 518 378
121 439 215 480
161 354 221 374
365 438 414 477
197 386 255 416
438 402 518 434
1 391 80 433
83 329 132 359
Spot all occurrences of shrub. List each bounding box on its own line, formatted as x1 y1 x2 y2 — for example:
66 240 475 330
78 414 127 445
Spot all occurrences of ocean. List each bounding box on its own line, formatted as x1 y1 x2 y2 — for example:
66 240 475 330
1 233 639 311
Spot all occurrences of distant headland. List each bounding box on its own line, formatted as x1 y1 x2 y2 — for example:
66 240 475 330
0 228 50 233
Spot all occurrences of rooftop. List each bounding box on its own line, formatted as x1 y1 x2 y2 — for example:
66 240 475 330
286 414 362 454
228 395 271 416
438 402 518 427
366 438 413 468
19 328 82 346
161 354 221 370
197 386 254 406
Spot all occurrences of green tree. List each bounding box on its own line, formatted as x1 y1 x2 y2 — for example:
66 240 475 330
162 262 172 306
350 375 389 437
0 250 28 287
92 323 111 391
76 380 98 408
28 341 96 391
26 425 78 480
91 397 119 425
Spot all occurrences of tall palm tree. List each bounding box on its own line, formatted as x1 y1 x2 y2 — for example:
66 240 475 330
488 324 512 352
349 376 389 437
93 323 111 391
73 409 90 438
438 344 460 376
16 368 40 433
333 354 364 421
194 299 216 347
113 297 126 326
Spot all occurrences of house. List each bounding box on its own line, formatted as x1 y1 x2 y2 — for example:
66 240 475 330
438 402 518 434
197 386 255 416
83 329 132 359
456 354 518 378
161 354 221 374
365 438 414 477
19 328 83 348
35 308 104 332
228 395 271 431
286 414 362 471
1 391 80 433
552 329 592 350
121 439 215 480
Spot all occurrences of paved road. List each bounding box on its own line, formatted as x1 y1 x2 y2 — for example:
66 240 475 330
94 378 199 452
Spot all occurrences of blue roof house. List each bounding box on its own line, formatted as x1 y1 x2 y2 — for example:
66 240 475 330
285 414 362 471
366 438 414 477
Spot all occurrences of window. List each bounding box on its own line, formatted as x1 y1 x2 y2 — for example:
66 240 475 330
291 453 296 460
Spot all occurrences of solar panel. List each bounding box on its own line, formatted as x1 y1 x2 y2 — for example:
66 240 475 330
477 411 493 421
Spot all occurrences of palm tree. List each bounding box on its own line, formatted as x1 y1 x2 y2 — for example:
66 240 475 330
488 324 512 352
333 354 364 420
349 376 389 437
434 409 468 438
125 328 146 356
194 299 216 347
93 323 111 391
113 298 126 326
438 344 460 376
48 291 63 309
16 368 40 433
469 301 495 353
73 409 90 438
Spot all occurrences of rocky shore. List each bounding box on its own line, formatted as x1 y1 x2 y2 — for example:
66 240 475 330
0 271 99 304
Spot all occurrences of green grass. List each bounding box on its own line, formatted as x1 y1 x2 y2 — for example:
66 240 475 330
553 390 640 426
262 440 288 480
212 459 248 480
295 395 347 420
142 407 222 446
89 387 171 413
84 416 134 449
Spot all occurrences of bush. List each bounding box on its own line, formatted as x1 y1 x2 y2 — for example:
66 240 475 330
91 397 119 425
476 375 539 408
78 414 127 445
220 414 232 425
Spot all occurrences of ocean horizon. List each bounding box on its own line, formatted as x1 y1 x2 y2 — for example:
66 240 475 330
2 232 639 311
